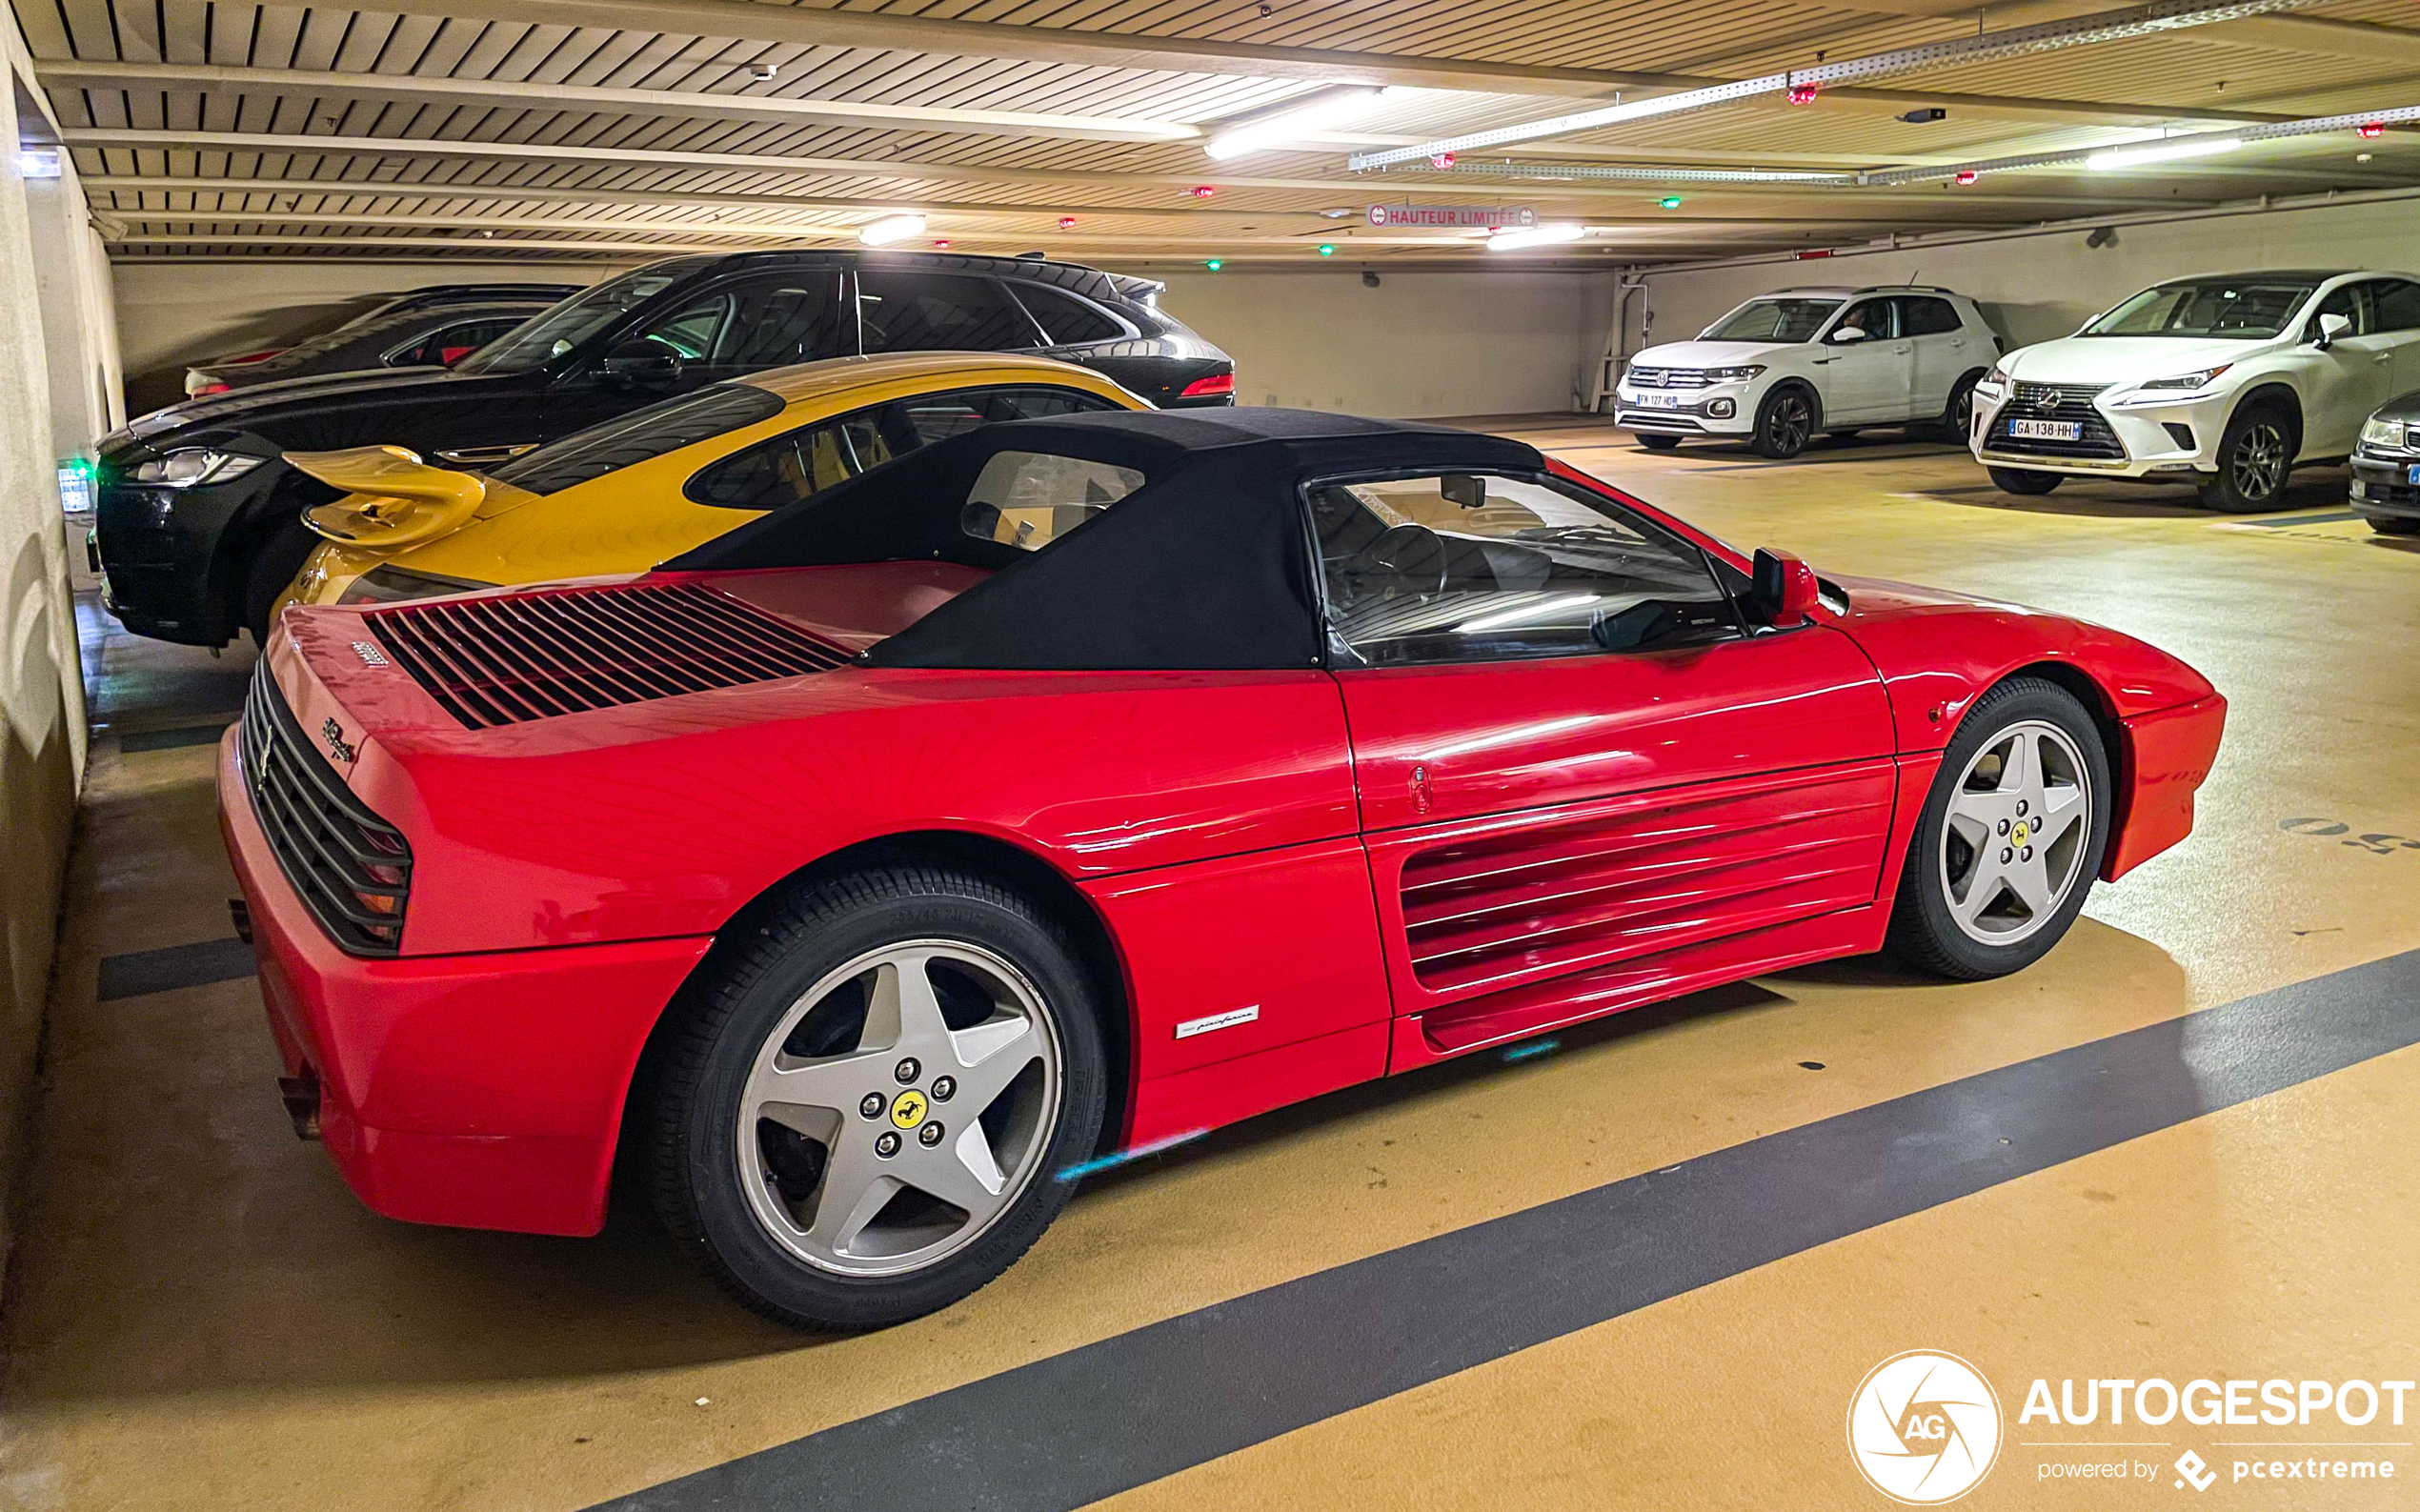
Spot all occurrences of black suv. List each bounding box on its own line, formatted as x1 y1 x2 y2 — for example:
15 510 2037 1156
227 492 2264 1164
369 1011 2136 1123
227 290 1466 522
185 298 567 397
95 251 1235 647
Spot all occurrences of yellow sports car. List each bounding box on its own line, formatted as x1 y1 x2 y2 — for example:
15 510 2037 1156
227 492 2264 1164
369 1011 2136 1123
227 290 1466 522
277 353 1148 611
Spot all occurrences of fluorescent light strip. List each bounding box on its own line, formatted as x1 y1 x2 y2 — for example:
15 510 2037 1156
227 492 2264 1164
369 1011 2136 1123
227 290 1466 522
1349 0 2329 171
1486 223 1586 251
2086 137 2243 170
1856 102 2420 187
1207 88 1391 162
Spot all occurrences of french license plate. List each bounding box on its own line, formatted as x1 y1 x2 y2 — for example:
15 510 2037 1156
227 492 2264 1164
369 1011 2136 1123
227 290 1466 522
1633 392 1683 410
2010 418 2083 442
2407 463 2420 486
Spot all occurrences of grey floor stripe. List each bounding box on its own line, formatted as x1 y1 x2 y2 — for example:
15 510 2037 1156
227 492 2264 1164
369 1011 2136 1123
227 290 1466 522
97 937 255 1000
2235 509 2362 528
120 721 233 753
593 947 2420 1512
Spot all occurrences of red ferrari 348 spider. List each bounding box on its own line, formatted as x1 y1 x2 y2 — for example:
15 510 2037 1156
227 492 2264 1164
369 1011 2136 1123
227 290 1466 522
220 407 2224 1328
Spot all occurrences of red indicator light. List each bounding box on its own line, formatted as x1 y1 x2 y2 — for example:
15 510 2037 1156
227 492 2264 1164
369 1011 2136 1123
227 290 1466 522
2359 122 2386 138
1059 216 1078 230
1179 372 1236 398
1786 84 1821 106
932 238 951 248
1954 171 1979 186
1191 185 1216 198
1430 151 1456 169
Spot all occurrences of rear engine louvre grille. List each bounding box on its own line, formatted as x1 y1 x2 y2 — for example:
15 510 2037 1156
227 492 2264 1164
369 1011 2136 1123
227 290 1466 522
369 581 850 729
242 660 413 956
1989 380 2125 460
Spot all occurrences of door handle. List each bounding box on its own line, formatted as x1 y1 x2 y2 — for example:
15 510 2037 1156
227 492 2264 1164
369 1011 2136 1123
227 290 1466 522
2376 352 2395 364
1813 357 1833 365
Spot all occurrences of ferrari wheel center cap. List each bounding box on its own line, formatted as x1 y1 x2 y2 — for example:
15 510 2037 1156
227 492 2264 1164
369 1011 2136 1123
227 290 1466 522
2011 819 2031 846
889 1089 930 1130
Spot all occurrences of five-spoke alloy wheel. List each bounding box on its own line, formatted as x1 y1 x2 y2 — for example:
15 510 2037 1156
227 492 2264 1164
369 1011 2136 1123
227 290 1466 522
648 866 1106 1330
1886 678 2112 979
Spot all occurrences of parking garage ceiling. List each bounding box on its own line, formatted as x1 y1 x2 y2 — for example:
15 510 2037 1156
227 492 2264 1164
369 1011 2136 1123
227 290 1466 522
15 0 2420 269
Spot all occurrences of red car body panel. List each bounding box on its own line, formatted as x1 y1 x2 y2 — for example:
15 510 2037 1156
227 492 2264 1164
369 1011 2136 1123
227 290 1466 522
224 459 2225 1239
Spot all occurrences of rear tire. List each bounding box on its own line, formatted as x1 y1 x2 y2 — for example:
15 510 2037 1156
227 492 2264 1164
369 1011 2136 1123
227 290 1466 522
2197 399 2298 512
1636 433 1684 452
1752 387 1818 459
646 866 1107 1331
1987 466 2062 496
1885 678 2111 981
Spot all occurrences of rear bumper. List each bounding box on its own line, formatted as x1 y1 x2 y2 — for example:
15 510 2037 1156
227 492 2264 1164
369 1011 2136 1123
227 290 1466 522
217 728 711 1236
2105 692 2227 881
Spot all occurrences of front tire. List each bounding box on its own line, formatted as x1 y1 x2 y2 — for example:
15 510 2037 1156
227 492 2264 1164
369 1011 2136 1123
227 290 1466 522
240 515 319 645
1885 678 2112 980
2368 514 2420 536
647 866 1107 1331
1987 466 2062 496
1752 386 1818 459
1938 373 1980 440
1636 433 1684 452
2197 400 2297 512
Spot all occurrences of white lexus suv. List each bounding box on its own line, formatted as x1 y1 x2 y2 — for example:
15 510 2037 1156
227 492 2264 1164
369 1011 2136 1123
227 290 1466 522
1971 269 2420 510
1614 285 2000 459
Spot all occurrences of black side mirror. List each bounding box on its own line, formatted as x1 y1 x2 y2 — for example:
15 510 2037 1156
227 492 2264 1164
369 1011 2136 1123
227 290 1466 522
601 337 682 390
1441 474 1486 509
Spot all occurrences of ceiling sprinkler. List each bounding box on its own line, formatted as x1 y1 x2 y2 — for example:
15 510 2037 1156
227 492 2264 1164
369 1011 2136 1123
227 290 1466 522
751 62 778 81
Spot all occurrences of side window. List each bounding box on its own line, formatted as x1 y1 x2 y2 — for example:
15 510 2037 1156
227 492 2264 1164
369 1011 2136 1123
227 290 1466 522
2308 282 2372 339
1899 297 1963 337
958 450 1143 552
1830 299 1898 342
687 386 1122 510
639 294 736 359
2362 280 2420 333
1010 282 1128 346
857 272 1043 354
1308 473 1736 667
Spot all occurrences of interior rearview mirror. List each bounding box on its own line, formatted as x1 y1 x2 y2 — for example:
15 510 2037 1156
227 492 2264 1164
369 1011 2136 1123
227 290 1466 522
601 337 682 390
1829 326 1868 345
1751 547 1821 630
2315 312 2352 348
1441 474 1486 509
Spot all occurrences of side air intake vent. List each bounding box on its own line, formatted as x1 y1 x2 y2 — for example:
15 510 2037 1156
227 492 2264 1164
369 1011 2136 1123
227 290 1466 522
370 581 850 728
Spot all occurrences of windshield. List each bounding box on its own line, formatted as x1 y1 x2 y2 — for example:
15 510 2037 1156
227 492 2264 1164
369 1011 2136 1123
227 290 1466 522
2082 278 2320 339
453 260 710 374
1704 298 1841 343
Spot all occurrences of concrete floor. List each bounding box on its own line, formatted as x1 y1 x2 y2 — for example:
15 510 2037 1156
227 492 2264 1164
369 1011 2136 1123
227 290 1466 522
5 423 2416 1510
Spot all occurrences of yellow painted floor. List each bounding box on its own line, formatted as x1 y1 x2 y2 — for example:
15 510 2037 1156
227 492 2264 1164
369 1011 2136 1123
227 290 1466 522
5 422 2415 1510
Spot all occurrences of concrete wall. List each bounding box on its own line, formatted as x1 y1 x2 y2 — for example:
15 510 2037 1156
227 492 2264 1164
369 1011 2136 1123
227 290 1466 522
1627 192 2420 361
113 256 1623 422
1147 267 1619 418
1 57 102 1286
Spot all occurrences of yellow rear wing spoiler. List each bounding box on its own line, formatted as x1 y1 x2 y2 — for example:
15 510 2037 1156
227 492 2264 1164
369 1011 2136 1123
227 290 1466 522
286 445 486 551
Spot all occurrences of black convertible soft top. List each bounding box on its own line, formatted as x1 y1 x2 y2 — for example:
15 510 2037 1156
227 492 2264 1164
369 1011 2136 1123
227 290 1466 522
665 407 1547 670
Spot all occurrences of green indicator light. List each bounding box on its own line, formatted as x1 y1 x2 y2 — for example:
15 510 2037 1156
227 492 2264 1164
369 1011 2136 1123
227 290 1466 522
1205 258 1223 271
1318 243 1337 255
1660 196 1684 210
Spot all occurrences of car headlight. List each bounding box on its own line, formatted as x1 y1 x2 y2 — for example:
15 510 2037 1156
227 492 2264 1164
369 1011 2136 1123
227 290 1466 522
1981 364 2012 387
124 448 268 489
1703 365 1765 382
335 564 497 607
2133 365 2231 392
2360 413 2410 451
